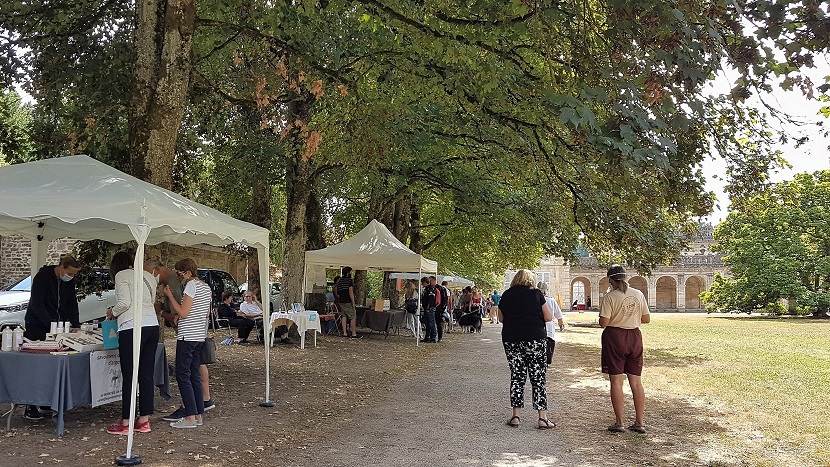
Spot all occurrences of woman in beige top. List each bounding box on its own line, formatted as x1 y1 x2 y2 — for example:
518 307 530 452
599 264 650 434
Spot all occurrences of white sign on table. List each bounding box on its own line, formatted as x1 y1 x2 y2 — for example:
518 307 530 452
90 349 122 407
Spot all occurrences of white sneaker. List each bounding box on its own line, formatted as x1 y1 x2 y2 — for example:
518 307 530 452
169 418 198 429
196 416 203 426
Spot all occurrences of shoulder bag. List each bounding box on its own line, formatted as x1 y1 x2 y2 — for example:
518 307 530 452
201 297 218 364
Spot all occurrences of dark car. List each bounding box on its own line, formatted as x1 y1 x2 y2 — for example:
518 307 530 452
197 268 241 306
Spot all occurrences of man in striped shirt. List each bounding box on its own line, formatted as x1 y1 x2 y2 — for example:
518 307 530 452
337 267 359 338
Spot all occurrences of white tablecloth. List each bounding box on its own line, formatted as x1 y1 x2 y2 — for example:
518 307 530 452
269 311 321 349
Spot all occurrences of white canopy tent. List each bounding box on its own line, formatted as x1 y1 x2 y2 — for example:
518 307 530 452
303 219 437 345
0 156 272 463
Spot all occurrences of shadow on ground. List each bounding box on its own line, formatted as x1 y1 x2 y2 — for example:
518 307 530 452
2 324 743 466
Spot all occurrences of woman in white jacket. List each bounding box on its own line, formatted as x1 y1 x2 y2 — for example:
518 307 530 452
537 282 565 364
105 251 160 435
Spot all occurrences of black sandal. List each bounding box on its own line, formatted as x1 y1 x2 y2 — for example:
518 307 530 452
505 415 520 427
537 418 556 430
627 424 646 434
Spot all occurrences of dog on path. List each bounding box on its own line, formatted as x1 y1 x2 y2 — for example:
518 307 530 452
457 312 482 333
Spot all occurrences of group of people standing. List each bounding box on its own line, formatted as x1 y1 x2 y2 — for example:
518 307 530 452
420 276 452 343
22 256 648 436
105 253 213 432
498 265 649 433
20 251 218 432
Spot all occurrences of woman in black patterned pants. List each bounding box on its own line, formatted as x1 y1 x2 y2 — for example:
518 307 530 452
497 269 555 429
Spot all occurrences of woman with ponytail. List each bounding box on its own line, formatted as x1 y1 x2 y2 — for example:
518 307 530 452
599 264 650 434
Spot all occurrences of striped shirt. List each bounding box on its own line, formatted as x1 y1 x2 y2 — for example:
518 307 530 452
337 276 353 303
177 279 211 342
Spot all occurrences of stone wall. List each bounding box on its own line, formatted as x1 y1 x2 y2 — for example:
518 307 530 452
0 235 78 288
0 235 249 288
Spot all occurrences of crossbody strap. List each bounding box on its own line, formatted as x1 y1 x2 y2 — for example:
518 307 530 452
142 277 157 302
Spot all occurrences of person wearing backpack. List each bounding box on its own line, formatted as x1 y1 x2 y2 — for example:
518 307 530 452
420 277 438 343
436 280 452 342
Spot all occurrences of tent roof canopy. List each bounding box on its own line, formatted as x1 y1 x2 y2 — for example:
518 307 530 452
0 155 268 249
305 219 437 273
0 154 276 451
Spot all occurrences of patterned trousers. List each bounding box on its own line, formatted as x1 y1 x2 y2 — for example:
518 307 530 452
503 339 548 410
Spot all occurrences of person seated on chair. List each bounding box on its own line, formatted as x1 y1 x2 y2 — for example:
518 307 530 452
239 290 269 341
217 291 256 344
239 291 264 318
242 289 290 344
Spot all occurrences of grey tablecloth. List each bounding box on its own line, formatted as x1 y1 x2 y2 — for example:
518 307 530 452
360 309 407 335
0 343 169 435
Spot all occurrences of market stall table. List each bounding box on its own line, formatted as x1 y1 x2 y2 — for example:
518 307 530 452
360 309 407 337
269 311 321 349
0 344 170 435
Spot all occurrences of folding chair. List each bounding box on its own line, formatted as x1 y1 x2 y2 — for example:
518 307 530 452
210 307 234 345
320 302 340 335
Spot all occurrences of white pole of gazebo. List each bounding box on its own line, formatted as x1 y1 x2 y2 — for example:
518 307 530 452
260 246 274 408
416 267 422 346
116 207 150 466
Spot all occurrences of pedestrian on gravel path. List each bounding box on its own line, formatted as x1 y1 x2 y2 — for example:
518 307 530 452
599 264 650 434
497 269 555 430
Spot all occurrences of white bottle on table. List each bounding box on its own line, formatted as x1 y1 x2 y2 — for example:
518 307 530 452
1 327 12 351
12 326 23 351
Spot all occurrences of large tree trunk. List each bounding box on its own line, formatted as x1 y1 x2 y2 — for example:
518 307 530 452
305 188 325 251
372 190 412 308
282 87 316 305
130 0 195 189
368 186 395 226
283 157 313 305
302 187 328 313
393 196 410 240
353 269 368 306
409 200 423 254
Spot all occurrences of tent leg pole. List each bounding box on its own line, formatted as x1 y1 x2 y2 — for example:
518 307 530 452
117 228 149 465
260 246 275 408
416 270 422 346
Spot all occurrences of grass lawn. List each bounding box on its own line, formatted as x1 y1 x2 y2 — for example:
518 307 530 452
564 312 830 466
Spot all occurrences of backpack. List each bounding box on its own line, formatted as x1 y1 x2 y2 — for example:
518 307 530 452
438 285 451 310
422 285 437 308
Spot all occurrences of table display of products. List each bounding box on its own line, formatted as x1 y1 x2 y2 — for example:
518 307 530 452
0 343 170 435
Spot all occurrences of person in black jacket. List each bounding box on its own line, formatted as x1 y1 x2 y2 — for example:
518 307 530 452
421 277 438 343
22 254 82 421
24 254 82 341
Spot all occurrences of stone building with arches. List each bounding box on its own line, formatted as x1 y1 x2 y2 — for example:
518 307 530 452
503 224 725 312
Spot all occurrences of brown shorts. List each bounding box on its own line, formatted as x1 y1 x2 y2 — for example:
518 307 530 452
339 302 356 320
601 326 643 376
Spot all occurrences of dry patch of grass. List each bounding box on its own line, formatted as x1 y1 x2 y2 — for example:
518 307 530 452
563 312 830 466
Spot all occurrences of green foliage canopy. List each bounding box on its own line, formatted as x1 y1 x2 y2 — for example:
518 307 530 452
3 0 830 291
702 171 830 315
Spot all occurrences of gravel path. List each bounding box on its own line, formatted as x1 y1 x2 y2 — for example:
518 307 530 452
302 323 582 467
